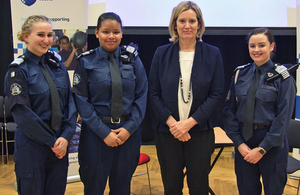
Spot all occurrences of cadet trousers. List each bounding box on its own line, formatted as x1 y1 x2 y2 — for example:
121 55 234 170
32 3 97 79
14 129 68 195
235 128 288 195
78 122 141 195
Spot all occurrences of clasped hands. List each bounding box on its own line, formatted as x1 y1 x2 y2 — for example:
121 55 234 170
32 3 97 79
168 116 197 142
238 143 264 164
51 137 68 159
104 127 130 147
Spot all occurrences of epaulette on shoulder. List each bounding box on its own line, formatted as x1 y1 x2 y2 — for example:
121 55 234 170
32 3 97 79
9 55 26 67
234 63 251 72
120 42 139 64
47 49 62 62
77 49 95 59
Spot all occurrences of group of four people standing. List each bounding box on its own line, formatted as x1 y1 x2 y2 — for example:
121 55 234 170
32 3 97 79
4 1 296 195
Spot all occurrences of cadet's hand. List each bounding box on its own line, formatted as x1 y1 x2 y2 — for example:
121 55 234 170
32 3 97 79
244 147 264 164
111 127 130 145
237 143 251 157
103 132 122 147
52 137 68 159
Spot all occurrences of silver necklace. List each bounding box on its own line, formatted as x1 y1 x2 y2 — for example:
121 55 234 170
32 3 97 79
179 51 192 104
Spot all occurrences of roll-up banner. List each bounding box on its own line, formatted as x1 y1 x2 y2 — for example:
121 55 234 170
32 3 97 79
291 0 300 180
10 0 88 183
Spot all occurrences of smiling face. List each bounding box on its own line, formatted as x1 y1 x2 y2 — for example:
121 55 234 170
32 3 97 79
95 19 123 52
176 9 199 42
60 38 70 51
23 22 53 57
248 33 275 66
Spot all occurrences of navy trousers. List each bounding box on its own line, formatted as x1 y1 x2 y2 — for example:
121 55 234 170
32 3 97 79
235 128 288 195
78 122 141 195
14 129 68 195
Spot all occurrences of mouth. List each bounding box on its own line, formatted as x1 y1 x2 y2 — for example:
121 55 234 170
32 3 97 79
107 41 115 45
253 53 262 58
40 45 49 50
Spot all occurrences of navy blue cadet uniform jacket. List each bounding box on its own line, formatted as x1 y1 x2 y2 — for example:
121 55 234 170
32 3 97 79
149 41 224 132
4 49 77 147
72 46 148 139
223 60 296 152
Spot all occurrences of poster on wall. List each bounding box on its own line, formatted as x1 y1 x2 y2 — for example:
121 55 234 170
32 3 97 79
10 0 89 183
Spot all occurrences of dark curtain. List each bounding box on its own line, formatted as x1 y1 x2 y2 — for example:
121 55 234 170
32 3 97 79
0 0 13 96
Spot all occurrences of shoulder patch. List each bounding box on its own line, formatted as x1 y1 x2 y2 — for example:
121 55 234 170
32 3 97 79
73 73 81 85
77 49 95 59
10 55 26 67
234 63 251 72
10 83 22 96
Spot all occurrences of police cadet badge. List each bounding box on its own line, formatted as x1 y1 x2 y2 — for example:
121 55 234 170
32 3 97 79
73 73 81 86
10 83 22 96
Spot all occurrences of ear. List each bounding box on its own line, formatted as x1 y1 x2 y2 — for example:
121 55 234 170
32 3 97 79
270 42 275 52
95 29 99 38
22 33 29 43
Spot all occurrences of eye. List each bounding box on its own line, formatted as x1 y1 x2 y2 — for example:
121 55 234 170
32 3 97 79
37 33 44 37
114 31 121 35
259 44 265 48
189 19 196 24
47 34 53 38
249 45 256 49
178 19 185 23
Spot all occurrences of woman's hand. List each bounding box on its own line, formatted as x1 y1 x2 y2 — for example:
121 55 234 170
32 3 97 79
111 128 130 145
170 117 197 138
51 137 68 159
177 132 191 142
103 132 122 147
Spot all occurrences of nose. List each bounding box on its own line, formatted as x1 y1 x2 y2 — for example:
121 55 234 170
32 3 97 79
185 22 191 28
108 32 114 38
43 36 51 44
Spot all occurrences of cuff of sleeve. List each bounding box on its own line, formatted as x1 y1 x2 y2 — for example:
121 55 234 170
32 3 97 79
232 136 245 148
46 139 56 148
123 121 137 135
96 123 111 140
159 109 172 124
61 130 75 142
259 141 272 152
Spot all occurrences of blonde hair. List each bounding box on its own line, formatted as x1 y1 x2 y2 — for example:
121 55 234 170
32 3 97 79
169 1 205 43
17 15 52 42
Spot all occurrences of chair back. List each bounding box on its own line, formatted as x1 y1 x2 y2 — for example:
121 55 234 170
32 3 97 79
286 119 300 149
4 96 14 123
0 96 4 120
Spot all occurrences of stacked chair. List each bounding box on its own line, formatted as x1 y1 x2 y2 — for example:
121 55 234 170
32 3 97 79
3 96 17 164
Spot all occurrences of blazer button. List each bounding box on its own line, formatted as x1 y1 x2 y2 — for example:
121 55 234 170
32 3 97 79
194 86 198 89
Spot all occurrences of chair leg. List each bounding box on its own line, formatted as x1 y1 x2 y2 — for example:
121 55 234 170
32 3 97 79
1 128 3 164
4 127 9 164
297 179 300 195
145 163 152 195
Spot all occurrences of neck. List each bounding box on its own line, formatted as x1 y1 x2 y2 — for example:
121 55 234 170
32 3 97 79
179 39 196 52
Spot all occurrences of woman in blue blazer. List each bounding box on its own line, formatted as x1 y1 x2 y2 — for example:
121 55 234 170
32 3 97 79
148 1 224 194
